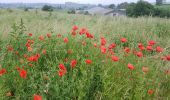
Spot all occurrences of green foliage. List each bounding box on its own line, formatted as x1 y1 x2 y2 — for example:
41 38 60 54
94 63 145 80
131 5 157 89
42 5 53 12
126 1 155 17
67 9 76 14
108 4 115 9
117 2 129 9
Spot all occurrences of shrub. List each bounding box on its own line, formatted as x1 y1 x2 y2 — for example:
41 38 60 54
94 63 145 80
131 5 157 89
42 5 53 12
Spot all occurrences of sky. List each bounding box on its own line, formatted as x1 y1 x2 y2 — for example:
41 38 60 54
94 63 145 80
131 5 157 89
0 0 169 5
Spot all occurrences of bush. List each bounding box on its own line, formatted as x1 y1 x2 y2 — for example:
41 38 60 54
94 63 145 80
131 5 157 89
67 9 75 14
42 5 53 12
126 1 170 18
126 1 155 17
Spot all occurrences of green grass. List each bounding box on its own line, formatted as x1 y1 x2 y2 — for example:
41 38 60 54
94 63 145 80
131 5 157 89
0 9 170 100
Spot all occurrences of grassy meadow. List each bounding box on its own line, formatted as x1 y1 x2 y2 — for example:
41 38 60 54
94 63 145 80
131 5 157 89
0 9 170 100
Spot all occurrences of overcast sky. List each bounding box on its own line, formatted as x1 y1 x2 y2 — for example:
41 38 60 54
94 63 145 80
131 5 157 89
0 0 169 5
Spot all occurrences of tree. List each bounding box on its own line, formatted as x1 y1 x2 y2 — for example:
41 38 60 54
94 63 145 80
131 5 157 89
117 2 129 9
156 0 163 5
108 4 115 9
42 5 53 12
126 1 155 17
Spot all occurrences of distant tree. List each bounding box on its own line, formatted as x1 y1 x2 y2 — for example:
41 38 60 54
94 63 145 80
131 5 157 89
24 8 29 12
42 5 53 11
117 2 129 9
67 9 75 14
98 4 103 7
156 0 163 5
108 4 115 9
126 1 155 17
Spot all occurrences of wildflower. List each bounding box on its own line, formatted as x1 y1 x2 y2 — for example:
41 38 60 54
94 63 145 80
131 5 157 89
86 59 92 65
0 68 6 76
72 25 78 31
7 45 13 52
156 46 163 52
33 95 42 100
27 47 32 52
148 40 156 46
93 43 97 47
86 32 93 38
142 67 149 73
101 46 107 54
79 28 86 35
47 33 51 38
127 63 135 70
124 47 131 53
146 46 153 51
70 59 77 68
101 37 107 46
58 64 67 77
148 89 154 95
71 31 76 36
166 55 170 61
64 38 68 43
108 43 116 50
82 41 86 46
112 56 119 62
138 43 145 51
28 33 33 36
39 35 44 40
121 38 127 43
19 69 27 79
136 51 143 57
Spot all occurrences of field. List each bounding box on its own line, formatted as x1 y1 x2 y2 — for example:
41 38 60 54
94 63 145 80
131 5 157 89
0 9 170 100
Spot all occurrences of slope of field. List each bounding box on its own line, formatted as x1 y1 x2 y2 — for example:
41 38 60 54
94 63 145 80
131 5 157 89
0 9 170 100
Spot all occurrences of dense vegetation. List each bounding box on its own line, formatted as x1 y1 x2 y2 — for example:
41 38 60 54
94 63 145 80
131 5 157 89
0 9 170 100
126 1 170 18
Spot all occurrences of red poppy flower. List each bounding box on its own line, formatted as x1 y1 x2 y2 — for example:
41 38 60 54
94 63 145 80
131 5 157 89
146 46 153 51
142 67 149 73
71 31 76 36
136 51 143 57
86 59 92 64
138 43 145 51
148 89 154 95
70 59 77 68
64 38 68 43
148 40 156 46
112 56 119 62
93 43 97 47
19 69 27 79
72 25 78 31
101 37 107 46
33 94 42 100
108 43 116 50
27 47 32 52
86 32 93 38
47 33 51 38
121 38 127 43
124 47 131 53
39 35 44 40
101 46 107 54
0 68 6 76
79 28 86 35
7 46 13 52
82 41 86 46
156 46 163 52
127 63 135 70
166 55 170 61
28 33 33 36
58 64 67 77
